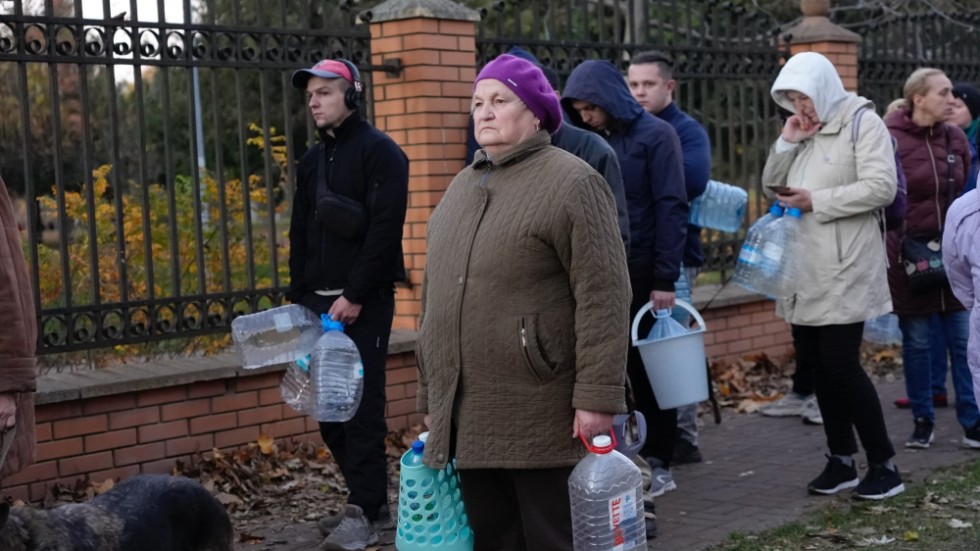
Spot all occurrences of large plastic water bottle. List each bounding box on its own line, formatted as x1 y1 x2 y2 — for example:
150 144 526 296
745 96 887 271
758 207 802 297
863 313 902 345
231 304 323 369
689 180 748 232
670 270 691 325
309 314 364 422
648 309 690 340
569 434 646 551
732 203 784 294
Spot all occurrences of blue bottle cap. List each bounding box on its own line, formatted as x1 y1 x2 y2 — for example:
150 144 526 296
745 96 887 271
769 203 785 216
321 313 344 332
787 207 802 218
411 440 424 454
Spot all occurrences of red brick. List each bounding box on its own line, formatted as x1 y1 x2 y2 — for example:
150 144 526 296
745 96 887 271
387 415 408 432
751 311 774 324
114 442 166 466
259 387 283 406
387 367 417 385
139 420 188 443
706 343 728 359
36 437 85 461
188 380 227 399
53 414 108 439
215 427 260 448
386 384 406 401
2 484 29 503
714 328 740 344
161 398 211 421
35 422 52 442
739 324 764 339
265 418 307 438
85 428 137 453
190 412 237 434
166 434 214 457
404 382 418 399
235 373 282 392
2 460 58 486
238 404 282 427
751 335 778 349
35 402 83 423
142 458 179 475
109 407 160 430
83 394 136 415
212 391 259 413
59 451 113 476
386 397 418 417
764 320 790 334
280 403 305 420
30 481 53 502
438 19 475 36
137 386 188 407
729 339 754 355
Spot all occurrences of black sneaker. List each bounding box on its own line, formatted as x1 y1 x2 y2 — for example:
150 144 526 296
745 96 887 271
854 464 905 500
644 499 657 539
807 455 859 495
672 437 703 464
963 422 980 449
905 417 934 449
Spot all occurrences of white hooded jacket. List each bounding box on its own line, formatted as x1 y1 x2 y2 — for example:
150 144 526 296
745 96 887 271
762 52 897 326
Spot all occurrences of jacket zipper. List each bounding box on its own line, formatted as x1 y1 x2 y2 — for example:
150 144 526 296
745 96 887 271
456 166 493 376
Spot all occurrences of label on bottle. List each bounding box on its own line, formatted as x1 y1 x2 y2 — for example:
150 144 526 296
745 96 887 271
608 490 639 550
761 241 783 262
273 312 292 333
738 245 760 266
353 361 364 379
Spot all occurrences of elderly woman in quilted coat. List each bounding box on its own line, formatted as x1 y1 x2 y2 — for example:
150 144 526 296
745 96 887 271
0 174 37 483
416 54 631 550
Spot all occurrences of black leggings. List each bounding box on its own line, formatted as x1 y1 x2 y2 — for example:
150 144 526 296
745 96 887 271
792 323 895 464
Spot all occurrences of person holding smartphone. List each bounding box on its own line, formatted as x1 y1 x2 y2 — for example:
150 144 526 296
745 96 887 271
762 52 903 500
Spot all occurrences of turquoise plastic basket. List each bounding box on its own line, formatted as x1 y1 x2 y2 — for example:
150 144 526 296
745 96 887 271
395 452 473 551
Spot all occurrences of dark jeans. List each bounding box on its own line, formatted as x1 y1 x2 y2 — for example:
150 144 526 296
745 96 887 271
301 292 394 521
790 323 814 397
627 270 677 467
459 467 575 551
792 322 895 464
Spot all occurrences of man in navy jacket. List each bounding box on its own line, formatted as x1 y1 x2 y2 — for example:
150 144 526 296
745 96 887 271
629 51 712 469
562 59 688 512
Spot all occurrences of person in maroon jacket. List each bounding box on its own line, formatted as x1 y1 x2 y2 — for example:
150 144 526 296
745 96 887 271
885 68 980 451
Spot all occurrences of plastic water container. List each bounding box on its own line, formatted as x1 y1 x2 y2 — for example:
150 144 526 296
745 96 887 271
231 304 322 369
689 180 748 232
631 300 708 409
396 439 473 551
864 314 902 345
732 203 784 295
670 269 692 325
568 434 646 551
309 314 364 423
756 207 802 297
280 355 313 415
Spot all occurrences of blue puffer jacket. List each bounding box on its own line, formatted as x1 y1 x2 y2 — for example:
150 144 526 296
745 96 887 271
561 60 687 290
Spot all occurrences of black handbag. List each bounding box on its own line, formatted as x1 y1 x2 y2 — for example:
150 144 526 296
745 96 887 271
315 146 369 240
901 128 956 293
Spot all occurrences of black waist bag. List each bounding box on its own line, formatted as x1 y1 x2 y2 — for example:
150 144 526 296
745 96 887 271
315 149 368 240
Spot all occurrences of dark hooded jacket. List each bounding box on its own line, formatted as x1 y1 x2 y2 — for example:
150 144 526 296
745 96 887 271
885 107 971 315
561 60 687 290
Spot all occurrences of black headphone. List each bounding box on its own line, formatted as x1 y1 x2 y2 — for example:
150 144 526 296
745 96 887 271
336 58 363 111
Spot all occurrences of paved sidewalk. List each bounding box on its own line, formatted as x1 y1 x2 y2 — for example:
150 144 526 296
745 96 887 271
236 379 980 550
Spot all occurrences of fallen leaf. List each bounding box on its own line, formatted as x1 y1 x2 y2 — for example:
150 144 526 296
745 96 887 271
903 531 919 542
257 434 275 455
855 535 895 546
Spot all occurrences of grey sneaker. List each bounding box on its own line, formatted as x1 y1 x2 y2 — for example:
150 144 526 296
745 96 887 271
759 393 808 417
645 457 677 498
801 396 824 425
319 504 394 536
322 504 379 551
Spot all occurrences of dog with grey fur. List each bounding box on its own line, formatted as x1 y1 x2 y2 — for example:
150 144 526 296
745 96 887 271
0 474 233 551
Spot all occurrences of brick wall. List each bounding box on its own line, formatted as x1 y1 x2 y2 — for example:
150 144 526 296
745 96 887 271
700 299 794 362
789 41 859 91
3 351 422 504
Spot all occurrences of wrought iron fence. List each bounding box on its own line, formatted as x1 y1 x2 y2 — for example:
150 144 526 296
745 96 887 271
474 0 788 274
857 11 980 113
0 0 372 356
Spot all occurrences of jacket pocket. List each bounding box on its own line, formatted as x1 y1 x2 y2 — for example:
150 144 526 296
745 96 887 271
518 314 561 384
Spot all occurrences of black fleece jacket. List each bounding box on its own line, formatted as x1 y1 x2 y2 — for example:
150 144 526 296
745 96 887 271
287 114 408 305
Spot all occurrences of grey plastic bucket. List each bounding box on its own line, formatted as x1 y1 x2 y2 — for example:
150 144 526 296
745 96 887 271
630 300 708 409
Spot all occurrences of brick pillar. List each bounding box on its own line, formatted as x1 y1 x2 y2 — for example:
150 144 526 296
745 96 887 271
782 0 861 91
365 0 480 330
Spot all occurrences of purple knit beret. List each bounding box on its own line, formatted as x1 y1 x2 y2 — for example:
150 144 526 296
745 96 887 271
475 54 563 134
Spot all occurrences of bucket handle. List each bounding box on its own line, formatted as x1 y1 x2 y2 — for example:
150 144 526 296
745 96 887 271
631 299 707 346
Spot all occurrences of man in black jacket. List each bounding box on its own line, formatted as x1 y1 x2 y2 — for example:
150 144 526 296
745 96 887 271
289 58 408 551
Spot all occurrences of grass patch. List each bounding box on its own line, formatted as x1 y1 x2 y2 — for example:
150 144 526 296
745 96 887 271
710 459 980 550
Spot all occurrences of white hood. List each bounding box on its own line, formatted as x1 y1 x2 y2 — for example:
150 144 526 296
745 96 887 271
771 52 849 123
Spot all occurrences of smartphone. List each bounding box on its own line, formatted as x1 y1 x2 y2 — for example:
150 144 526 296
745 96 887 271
770 186 791 194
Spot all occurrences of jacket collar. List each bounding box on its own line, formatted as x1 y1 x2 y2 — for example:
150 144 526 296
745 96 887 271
473 131 551 169
316 111 362 144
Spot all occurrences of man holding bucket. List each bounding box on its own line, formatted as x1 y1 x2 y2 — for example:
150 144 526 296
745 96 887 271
562 60 689 520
